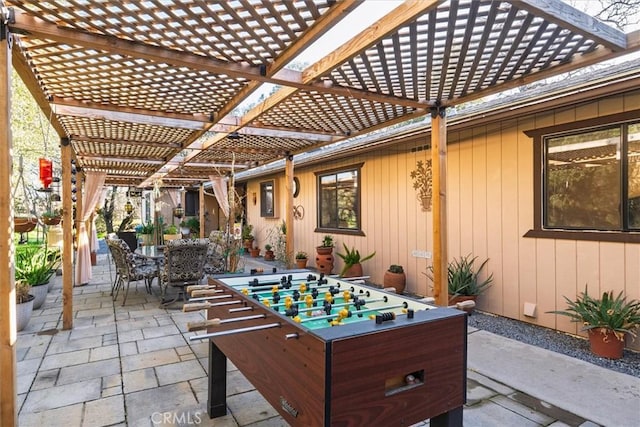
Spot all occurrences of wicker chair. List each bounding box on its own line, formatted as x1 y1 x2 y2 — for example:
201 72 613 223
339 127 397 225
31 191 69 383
106 238 159 305
160 238 209 307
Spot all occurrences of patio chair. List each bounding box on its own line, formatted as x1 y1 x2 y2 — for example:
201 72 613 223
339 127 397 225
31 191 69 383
107 238 159 305
204 231 227 275
160 238 209 307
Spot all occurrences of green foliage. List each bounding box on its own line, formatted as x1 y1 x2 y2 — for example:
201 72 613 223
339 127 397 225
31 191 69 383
320 235 334 248
295 251 308 260
428 254 493 296
388 264 404 274
137 221 154 234
549 288 640 340
264 244 272 251
42 209 61 218
336 243 375 275
184 217 200 234
15 246 56 286
242 224 253 240
164 224 179 234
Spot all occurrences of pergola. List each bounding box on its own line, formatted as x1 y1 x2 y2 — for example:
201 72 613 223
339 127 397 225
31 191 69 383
1 1 638 424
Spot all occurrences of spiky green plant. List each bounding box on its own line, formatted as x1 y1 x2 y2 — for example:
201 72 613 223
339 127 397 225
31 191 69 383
550 288 640 341
336 243 375 276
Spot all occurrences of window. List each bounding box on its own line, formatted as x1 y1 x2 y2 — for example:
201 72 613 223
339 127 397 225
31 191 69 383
260 180 275 217
526 110 640 242
316 164 363 234
185 190 199 217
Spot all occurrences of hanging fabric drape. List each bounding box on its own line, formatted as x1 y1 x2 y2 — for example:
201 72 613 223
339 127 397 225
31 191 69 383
210 175 229 218
90 187 108 254
75 171 106 285
167 189 180 208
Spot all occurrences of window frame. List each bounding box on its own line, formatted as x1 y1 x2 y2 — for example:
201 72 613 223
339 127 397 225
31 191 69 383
524 108 640 243
315 163 365 236
260 180 277 218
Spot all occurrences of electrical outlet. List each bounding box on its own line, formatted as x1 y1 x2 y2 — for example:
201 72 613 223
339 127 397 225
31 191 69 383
411 250 432 259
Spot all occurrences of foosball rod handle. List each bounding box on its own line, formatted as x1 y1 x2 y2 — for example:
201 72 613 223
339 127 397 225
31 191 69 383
450 300 475 310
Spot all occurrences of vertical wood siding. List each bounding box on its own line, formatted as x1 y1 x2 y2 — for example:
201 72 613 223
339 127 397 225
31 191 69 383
245 90 640 350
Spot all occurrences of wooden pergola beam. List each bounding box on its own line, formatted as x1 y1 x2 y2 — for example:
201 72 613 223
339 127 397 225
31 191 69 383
516 0 627 51
71 136 182 149
52 103 208 131
52 98 212 128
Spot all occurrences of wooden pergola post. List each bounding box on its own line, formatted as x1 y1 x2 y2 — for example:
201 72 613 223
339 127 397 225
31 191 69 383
431 105 448 307
285 154 294 268
61 138 74 329
199 184 205 238
0 25 18 427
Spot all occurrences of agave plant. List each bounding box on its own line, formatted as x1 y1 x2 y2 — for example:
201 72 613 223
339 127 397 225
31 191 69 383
336 243 375 276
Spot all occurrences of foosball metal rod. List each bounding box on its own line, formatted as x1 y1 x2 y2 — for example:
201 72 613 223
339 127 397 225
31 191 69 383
329 275 370 282
277 297 386 312
230 280 341 293
189 322 281 341
188 294 234 303
298 303 406 323
183 300 242 312
187 314 267 331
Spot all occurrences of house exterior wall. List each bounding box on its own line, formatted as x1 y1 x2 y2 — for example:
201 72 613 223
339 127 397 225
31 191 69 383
245 89 640 350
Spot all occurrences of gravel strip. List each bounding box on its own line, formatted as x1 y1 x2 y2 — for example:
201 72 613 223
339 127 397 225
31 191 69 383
468 311 640 378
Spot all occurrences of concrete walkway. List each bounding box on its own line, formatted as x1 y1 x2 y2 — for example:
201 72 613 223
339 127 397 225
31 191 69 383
15 251 640 426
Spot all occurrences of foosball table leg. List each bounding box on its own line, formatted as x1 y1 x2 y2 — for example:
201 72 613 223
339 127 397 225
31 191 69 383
208 340 228 418
430 406 463 427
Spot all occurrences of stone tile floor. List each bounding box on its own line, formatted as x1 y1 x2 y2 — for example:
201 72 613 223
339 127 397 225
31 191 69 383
15 252 636 426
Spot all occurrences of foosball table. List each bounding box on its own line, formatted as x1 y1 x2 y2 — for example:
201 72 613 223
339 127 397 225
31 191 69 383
185 271 467 427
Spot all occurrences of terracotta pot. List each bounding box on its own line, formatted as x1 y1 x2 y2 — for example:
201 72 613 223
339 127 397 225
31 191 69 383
264 250 275 261
15 216 38 233
90 251 97 266
383 271 406 293
342 263 363 278
315 252 333 274
250 248 260 258
588 328 625 359
316 246 333 255
295 258 308 269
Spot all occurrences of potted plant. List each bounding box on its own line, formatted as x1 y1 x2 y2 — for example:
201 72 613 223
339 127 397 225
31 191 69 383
163 224 181 242
137 221 155 246
249 244 261 258
295 251 308 268
15 246 56 309
242 224 254 253
383 264 406 294
185 217 200 236
336 244 375 277
316 235 334 255
41 209 62 226
15 280 34 332
264 244 275 261
315 235 334 274
549 288 640 359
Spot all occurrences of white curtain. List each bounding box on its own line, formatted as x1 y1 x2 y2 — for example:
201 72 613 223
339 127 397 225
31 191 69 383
167 188 180 208
210 175 229 218
75 171 106 285
90 187 108 253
